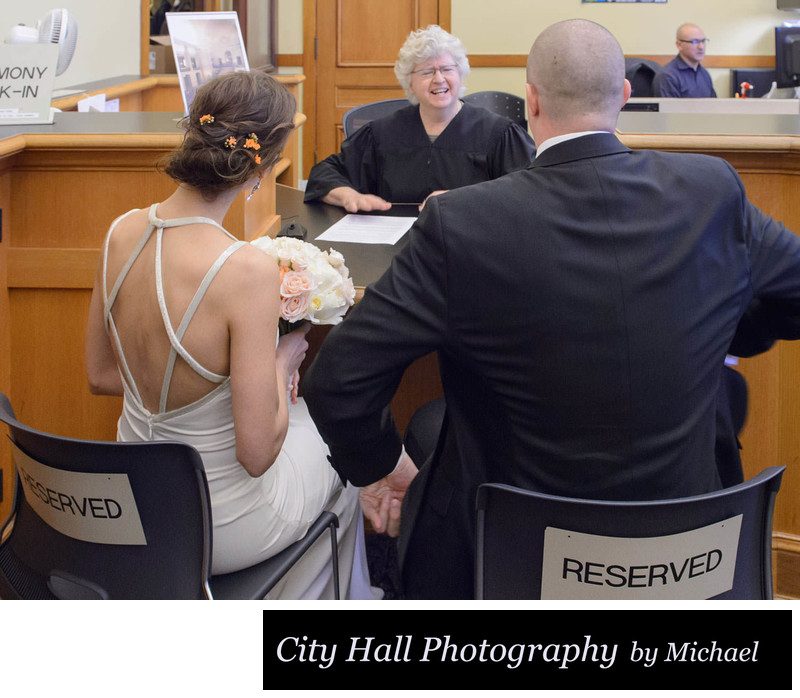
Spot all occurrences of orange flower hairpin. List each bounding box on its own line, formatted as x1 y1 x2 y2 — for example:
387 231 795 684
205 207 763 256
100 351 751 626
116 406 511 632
199 114 215 125
222 132 262 164
244 133 261 151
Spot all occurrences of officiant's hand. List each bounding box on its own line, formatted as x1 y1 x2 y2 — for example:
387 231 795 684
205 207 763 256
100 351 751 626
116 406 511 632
419 190 448 211
360 451 418 537
323 186 392 213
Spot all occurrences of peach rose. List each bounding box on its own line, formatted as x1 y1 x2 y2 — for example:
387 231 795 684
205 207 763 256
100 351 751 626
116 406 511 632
280 269 317 298
281 293 310 323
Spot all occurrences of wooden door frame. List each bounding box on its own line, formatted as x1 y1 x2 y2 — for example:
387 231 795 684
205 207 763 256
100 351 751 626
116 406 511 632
301 0 451 179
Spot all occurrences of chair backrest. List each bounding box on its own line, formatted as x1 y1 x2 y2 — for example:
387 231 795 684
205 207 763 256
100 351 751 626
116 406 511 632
625 57 662 98
0 392 213 600
462 90 527 130
342 98 409 139
475 466 785 600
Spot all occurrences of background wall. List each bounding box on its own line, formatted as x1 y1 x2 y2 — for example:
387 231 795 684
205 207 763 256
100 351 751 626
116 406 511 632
0 1 140 89
277 0 800 99
0 0 795 94
454 0 800 98
277 0 302 55
454 0 793 54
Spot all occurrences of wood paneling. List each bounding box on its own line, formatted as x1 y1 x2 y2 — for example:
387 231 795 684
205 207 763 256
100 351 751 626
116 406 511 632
466 54 776 69
335 86 407 107
51 75 306 190
774 533 800 599
281 52 776 71
0 161 11 525
337 1 420 65
10 288 121 440
616 131 800 598
0 122 290 526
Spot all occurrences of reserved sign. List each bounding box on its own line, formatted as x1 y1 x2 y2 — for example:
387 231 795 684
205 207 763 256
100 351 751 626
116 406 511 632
540 516 741 599
12 441 147 545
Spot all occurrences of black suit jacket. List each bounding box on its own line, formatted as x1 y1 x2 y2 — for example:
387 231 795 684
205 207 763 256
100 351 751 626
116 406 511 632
304 133 800 599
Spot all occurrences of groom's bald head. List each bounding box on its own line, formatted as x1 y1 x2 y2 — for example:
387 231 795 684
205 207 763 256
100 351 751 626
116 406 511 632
526 19 627 131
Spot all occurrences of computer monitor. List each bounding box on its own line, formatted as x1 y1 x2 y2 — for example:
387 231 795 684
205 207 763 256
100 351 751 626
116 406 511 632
778 0 800 10
775 25 800 88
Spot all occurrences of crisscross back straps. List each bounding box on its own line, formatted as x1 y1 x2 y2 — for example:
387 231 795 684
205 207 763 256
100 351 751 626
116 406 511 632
155 227 248 412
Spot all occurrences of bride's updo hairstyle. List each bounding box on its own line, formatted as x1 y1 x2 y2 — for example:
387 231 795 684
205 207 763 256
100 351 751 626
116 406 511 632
165 70 296 200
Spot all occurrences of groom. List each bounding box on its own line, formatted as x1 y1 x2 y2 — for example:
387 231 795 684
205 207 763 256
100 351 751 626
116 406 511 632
304 19 800 599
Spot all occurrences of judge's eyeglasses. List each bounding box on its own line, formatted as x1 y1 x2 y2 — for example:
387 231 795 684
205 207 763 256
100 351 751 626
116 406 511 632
411 64 458 79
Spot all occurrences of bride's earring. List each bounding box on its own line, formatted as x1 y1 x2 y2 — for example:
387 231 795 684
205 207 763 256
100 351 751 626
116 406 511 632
247 176 262 201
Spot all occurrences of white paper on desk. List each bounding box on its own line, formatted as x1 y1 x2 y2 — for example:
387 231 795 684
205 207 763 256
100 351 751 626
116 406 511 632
315 214 416 245
78 93 107 112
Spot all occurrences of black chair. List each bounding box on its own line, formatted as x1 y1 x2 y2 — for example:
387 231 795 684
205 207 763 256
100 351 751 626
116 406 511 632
463 90 527 130
475 466 785 600
625 57 662 98
0 392 340 600
342 98 409 138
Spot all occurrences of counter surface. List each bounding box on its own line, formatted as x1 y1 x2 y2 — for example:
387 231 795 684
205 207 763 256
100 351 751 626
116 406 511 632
618 111 800 137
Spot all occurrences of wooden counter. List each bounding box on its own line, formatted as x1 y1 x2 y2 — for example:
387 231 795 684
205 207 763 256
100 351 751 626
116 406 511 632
617 112 800 598
50 73 306 190
0 110 297 531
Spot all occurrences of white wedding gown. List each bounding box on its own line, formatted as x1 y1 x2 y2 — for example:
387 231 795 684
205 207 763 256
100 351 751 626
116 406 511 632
102 205 381 599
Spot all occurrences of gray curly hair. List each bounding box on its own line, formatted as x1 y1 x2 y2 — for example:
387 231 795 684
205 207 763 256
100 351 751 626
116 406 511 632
394 25 470 104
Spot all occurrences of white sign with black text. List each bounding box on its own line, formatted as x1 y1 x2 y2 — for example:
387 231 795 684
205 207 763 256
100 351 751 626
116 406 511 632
0 44 58 124
12 442 147 545
541 515 742 599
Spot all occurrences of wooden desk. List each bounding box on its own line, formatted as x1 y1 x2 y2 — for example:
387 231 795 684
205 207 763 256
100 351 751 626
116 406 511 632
276 184 415 297
276 185 442 434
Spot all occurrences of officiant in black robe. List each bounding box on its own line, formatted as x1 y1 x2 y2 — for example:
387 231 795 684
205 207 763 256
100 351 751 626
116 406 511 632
305 102 535 206
304 25 535 212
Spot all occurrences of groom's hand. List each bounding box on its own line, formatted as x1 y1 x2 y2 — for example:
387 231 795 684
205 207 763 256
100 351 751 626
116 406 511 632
359 451 418 537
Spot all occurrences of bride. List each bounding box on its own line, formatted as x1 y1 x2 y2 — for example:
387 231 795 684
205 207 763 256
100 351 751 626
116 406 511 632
85 71 379 600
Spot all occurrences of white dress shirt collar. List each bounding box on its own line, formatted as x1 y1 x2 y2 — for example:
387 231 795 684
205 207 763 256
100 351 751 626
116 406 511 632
535 131 611 159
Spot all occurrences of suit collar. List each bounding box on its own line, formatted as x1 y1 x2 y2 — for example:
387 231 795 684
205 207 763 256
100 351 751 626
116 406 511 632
530 131 631 169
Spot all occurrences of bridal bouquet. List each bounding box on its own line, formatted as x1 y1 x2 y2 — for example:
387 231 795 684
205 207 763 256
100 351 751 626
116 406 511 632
250 235 356 327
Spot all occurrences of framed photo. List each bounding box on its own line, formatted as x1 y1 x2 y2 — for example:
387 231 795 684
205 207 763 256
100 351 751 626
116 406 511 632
165 10 250 114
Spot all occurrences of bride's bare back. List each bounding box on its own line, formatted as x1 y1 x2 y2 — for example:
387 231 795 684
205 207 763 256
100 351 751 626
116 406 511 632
86 70 305 476
103 205 248 414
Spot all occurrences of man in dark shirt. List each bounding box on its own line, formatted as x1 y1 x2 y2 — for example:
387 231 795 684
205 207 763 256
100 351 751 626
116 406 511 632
653 23 717 98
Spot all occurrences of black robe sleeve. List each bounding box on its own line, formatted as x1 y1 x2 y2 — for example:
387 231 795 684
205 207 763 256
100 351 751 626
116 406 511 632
487 120 537 179
304 123 381 202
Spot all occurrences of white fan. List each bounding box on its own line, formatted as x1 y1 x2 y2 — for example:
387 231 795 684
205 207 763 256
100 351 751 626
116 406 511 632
5 9 78 76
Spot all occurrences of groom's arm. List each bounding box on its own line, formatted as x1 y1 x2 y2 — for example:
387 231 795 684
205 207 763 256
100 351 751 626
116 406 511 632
304 198 450 487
